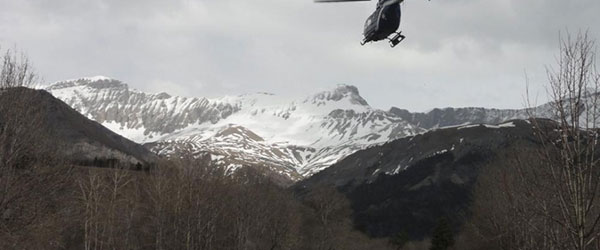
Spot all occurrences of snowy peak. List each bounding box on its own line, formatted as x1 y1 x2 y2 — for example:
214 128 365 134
47 76 126 91
84 75 114 82
306 84 369 107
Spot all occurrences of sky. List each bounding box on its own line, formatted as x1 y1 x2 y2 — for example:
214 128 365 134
1 0 599 112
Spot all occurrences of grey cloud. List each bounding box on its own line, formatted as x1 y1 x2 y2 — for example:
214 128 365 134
0 0 598 111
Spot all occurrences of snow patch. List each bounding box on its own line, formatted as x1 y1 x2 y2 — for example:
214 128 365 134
84 76 113 82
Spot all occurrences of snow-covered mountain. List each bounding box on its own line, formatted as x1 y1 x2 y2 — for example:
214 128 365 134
45 76 539 183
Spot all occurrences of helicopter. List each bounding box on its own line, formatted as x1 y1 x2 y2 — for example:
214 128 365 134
315 0 413 48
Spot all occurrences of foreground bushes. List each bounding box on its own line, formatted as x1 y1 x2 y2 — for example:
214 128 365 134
0 155 393 250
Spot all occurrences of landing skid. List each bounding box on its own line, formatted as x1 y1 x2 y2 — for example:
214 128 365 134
360 31 406 47
388 31 406 48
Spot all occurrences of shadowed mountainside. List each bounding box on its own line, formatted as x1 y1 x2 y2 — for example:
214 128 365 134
0 87 157 167
295 119 547 240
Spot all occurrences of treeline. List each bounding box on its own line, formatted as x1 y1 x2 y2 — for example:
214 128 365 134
0 155 398 250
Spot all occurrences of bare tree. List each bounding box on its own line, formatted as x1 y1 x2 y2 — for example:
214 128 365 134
78 170 105 250
530 31 600 250
303 186 353 250
0 46 72 249
469 31 600 250
467 148 561 250
0 47 37 89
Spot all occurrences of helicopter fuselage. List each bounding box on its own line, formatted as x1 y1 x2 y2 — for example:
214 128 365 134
362 0 403 45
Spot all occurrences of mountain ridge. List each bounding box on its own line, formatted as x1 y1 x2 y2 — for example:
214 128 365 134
294 119 546 239
0 87 157 167
44 76 550 183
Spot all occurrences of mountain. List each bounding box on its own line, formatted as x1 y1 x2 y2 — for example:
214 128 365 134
45 76 549 183
0 87 157 167
388 106 528 130
295 119 545 239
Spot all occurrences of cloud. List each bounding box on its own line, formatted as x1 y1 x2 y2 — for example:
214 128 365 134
1 0 598 111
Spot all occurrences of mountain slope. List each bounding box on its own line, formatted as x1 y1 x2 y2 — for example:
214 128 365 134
389 106 528 129
295 119 544 239
0 87 157 166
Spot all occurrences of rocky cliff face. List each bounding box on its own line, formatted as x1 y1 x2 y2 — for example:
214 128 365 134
388 106 528 129
47 77 239 141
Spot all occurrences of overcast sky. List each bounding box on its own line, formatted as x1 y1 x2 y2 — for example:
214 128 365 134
1 0 599 112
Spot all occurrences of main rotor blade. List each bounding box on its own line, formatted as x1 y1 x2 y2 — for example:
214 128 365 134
314 0 371 2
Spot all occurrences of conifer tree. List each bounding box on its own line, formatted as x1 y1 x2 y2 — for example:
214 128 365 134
389 230 409 249
430 217 454 250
